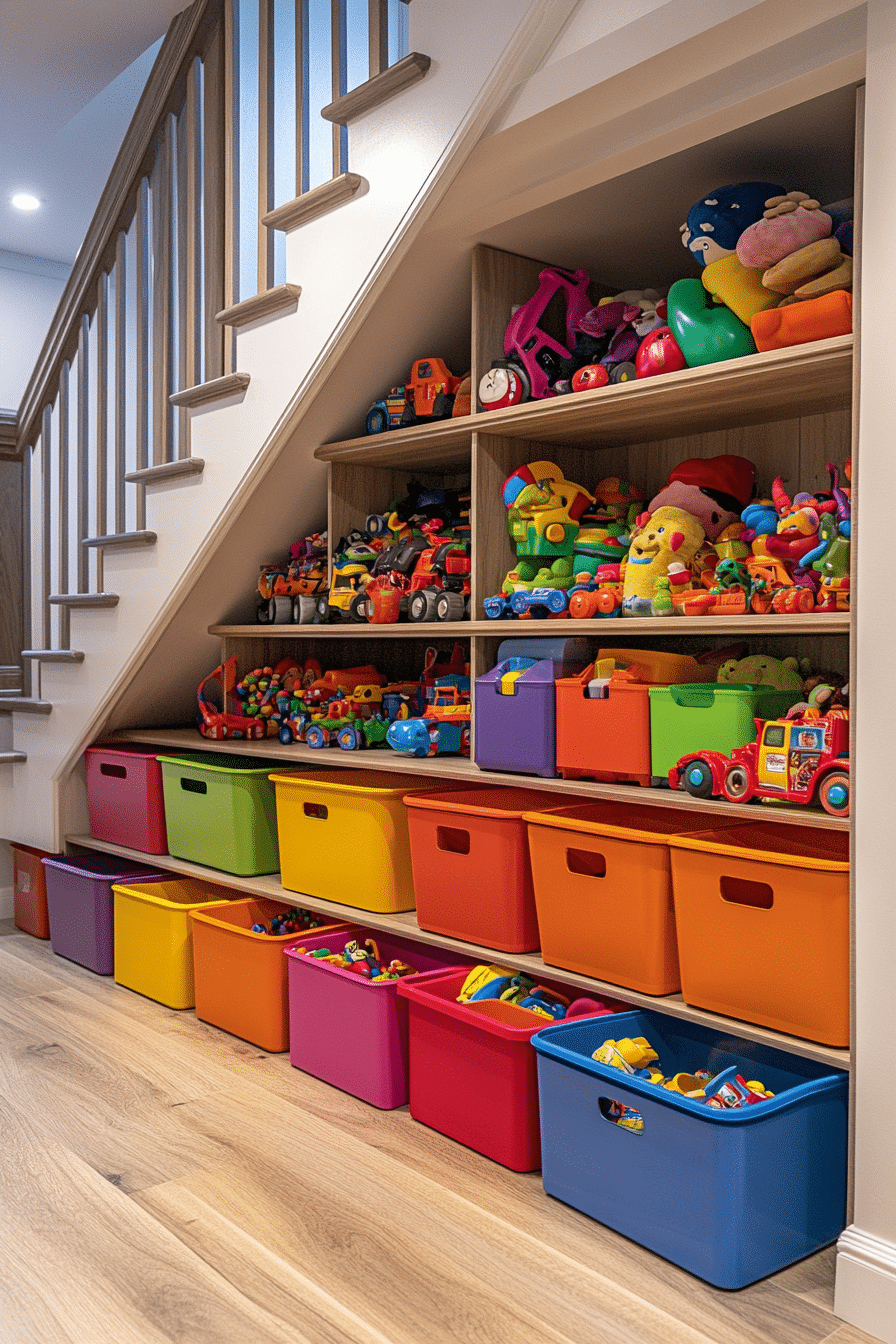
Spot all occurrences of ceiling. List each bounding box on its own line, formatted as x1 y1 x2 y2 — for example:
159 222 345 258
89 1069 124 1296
0 0 188 264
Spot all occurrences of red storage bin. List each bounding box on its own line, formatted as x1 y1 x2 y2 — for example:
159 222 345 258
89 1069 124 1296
10 841 61 938
397 966 625 1170
85 743 172 854
405 787 582 952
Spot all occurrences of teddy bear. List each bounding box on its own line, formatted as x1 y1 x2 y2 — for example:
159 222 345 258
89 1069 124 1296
716 654 811 692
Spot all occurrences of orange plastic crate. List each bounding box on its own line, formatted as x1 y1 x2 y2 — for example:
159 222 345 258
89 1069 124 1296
525 802 735 995
189 898 351 1051
668 822 850 1046
11 841 61 939
405 787 583 952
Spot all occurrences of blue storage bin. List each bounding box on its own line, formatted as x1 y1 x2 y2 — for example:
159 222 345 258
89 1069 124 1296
532 1010 848 1288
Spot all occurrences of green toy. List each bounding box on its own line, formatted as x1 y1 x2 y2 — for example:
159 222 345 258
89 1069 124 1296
716 654 811 692
667 278 757 366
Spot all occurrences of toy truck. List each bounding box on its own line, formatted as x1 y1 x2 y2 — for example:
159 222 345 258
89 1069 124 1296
669 710 850 816
365 358 465 434
386 686 471 757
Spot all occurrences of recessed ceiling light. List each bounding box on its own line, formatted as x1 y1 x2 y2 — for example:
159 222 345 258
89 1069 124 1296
12 193 41 211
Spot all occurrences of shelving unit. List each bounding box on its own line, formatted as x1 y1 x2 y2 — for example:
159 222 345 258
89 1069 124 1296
80 99 858 1090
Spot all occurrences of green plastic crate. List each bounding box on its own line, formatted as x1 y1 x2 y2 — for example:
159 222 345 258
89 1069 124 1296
157 752 291 876
648 683 801 782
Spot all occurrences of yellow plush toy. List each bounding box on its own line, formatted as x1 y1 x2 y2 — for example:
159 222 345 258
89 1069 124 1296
622 506 705 616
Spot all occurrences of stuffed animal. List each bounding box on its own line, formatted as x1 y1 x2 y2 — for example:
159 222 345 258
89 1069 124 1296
680 182 785 267
648 455 756 542
716 654 811 691
736 193 833 270
622 506 705 615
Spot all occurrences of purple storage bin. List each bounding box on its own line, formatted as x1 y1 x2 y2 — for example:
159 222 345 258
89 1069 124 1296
285 927 468 1109
42 854 168 975
474 637 590 778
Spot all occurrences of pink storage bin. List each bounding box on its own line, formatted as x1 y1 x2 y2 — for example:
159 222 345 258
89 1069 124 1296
285 927 469 1109
85 743 173 854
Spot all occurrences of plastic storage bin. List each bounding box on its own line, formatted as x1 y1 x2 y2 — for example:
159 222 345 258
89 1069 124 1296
42 854 168 975
398 966 624 1170
10 841 61 938
668 822 850 1046
532 1010 848 1287
525 801 734 995
474 637 589 777
271 769 452 912
113 875 243 1008
555 649 714 785
85 743 180 854
157 752 285 876
648 683 800 782
405 786 583 952
285 929 467 1108
189 899 350 1051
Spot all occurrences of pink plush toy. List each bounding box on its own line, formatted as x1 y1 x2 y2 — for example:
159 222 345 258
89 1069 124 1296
736 192 832 270
647 455 756 542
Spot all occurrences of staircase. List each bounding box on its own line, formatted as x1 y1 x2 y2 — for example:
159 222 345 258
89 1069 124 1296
0 0 569 851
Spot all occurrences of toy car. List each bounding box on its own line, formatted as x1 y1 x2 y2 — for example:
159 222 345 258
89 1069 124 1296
509 587 569 617
669 709 850 816
316 560 372 622
366 359 465 434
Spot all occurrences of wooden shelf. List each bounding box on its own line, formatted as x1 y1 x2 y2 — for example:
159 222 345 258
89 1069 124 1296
104 726 848 831
316 336 853 463
65 830 850 1071
212 613 851 640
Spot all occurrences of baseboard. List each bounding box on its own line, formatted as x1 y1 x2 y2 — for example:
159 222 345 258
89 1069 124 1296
835 1225 896 1343
0 886 14 919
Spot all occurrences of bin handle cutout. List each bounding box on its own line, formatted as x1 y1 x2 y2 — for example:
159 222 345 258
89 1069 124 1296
180 777 207 795
598 1097 644 1134
720 874 773 909
99 762 127 779
303 802 328 820
567 847 606 878
436 825 470 855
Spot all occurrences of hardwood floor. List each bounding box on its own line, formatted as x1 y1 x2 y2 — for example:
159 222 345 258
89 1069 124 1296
0 920 877 1344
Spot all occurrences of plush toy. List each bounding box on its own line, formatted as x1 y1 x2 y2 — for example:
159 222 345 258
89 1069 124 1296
622 506 705 615
736 193 833 270
680 182 785 267
716 654 810 691
648 455 756 542
666 278 757 365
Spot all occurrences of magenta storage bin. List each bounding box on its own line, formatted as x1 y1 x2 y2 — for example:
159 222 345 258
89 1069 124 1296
85 743 174 854
285 928 468 1109
42 854 168 975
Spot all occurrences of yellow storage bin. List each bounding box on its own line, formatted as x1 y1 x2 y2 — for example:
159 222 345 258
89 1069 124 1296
113 876 242 1009
270 769 450 913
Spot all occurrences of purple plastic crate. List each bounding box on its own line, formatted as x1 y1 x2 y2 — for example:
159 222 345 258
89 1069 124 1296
42 854 168 975
285 927 468 1109
474 638 590 778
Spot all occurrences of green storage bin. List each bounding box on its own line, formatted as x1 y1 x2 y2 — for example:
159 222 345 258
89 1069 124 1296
648 683 801 781
157 752 289 876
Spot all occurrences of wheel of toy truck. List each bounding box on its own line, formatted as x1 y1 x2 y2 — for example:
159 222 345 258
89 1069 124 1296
609 361 637 384
256 600 273 624
509 592 530 616
681 759 714 799
278 725 294 745
336 725 361 751
408 590 437 622
595 589 618 615
819 770 850 817
436 590 465 622
315 594 334 623
545 589 567 613
349 592 371 623
305 724 327 749
721 762 755 803
293 595 316 623
366 406 388 435
271 595 292 623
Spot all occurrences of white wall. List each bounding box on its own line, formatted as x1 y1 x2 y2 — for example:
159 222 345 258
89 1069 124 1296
0 251 69 412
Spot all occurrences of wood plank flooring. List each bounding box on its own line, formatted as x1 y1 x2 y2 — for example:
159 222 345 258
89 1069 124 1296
0 920 879 1344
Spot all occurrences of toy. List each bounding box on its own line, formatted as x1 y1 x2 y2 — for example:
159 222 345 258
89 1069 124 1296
503 460 593 558
736 192 833 270
256 531 328 623
669 708 850 815
716 653 809 692
622 506 705 616
316 558 372 622
751 289 852 352
634 326 687 378
365 358 466 434
680 182 785 268
666 278 757 366
647 456 756 543
592 1037 659 1073
251 907 328 936
479 267 595 406
197 657 269 740
386 683 471 757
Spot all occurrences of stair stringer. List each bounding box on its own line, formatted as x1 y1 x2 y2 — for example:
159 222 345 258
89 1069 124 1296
0 0 579 852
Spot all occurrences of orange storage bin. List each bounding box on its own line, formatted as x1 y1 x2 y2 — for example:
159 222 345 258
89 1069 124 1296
555 649 716 785
525 802 733 995
404 787 583 953
668 822 850 1046
189 898 351 1052
10 841 61 939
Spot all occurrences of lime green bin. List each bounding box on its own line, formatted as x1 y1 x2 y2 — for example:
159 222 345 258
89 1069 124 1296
157 752 295 876
648 683 801 782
